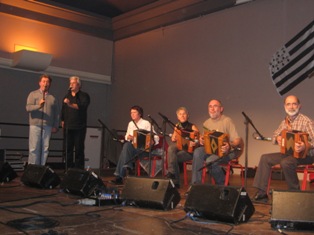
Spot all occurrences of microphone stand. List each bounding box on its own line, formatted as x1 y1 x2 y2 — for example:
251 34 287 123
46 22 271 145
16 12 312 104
98 119 124 144
160 117 167 176
158 112 177 130
242 112 265 140
39 90 45 166
158 112 181 177
64 89 71 172
148 114 165 176
148 120 153 177
241 111 265 189
98 119 123 174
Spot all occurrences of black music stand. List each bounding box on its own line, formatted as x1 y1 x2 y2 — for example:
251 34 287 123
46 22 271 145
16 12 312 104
97 119 123 175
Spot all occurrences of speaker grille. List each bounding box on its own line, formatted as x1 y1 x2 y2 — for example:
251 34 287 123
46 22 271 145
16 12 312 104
270 190 314 230
60 168 105 197
184 184 255 224
0 162 17 183
121 177 181 210
21 164 60 189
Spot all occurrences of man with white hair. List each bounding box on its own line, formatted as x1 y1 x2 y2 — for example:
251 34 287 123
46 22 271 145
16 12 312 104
61 76 90 170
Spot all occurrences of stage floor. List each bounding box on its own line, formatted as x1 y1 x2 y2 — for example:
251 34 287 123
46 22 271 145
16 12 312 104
0 169 313 235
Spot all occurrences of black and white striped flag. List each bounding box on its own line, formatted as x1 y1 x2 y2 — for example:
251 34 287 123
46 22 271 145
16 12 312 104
269 20 314 96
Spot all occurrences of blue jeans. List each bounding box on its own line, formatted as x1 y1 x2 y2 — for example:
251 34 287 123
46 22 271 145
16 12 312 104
167 143 193 185
114 142 148 178
28 125 52 165
191 146 233 185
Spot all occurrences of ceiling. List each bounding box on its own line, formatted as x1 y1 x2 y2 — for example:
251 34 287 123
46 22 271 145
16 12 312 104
37 0 160 18
0 0 252 40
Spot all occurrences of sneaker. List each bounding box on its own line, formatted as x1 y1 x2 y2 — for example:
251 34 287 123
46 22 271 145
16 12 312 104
109 177 123 185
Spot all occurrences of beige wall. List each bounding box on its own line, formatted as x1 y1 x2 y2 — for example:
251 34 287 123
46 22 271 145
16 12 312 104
109 0 314 167
0 0 313 168
0 14 113 76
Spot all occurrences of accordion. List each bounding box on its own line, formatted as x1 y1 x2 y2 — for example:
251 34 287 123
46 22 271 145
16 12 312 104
133 130 151 152
204 131 229 157
280 130 310 158
176 130 199 153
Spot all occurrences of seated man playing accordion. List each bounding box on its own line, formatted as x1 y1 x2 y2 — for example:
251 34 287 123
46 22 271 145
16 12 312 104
253 95 314 202
110 105 159 185
191 99 243 186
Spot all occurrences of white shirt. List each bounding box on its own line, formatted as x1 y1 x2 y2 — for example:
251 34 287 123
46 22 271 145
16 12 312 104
125 118 159 145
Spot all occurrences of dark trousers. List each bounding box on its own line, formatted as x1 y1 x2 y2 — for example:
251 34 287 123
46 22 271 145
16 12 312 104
64 128 87 170
253 152 314 191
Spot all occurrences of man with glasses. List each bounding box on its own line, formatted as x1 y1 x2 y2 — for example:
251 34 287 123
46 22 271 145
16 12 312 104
190 99 243 186
253 95 314 202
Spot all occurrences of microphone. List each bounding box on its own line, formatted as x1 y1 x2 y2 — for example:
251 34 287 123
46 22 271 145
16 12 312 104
255 136 272 141
68 87 72 92
113 138 125 143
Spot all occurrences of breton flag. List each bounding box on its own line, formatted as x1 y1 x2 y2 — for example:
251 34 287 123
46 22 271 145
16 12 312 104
269 20 314 96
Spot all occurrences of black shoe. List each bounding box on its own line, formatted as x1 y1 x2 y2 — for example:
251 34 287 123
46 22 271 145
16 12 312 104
109 177 123 185
254 192 268 202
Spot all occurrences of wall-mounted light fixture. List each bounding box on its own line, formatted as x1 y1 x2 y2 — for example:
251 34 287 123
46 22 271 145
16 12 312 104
11 48 53 71
14 44 37 52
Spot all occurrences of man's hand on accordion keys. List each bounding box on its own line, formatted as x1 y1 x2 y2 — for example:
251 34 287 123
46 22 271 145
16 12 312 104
221 142 230 155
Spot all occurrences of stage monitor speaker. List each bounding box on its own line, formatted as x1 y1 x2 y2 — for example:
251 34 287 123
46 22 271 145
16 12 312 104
0 162 17 183
121 176 181 210
60 168 105 197
184 184 255 224
21 164 60 189
270 190 314 230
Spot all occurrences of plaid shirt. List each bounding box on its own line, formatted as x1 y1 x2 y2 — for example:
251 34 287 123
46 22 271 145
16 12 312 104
273 113 314 156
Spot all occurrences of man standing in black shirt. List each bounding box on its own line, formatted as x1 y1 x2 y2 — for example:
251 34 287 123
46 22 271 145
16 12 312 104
61 76 90 170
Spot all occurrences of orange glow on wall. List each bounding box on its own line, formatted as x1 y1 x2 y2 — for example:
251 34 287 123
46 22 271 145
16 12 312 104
0 14 53 54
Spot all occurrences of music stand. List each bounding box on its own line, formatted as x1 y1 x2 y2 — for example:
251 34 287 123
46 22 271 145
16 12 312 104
98 119 125 175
